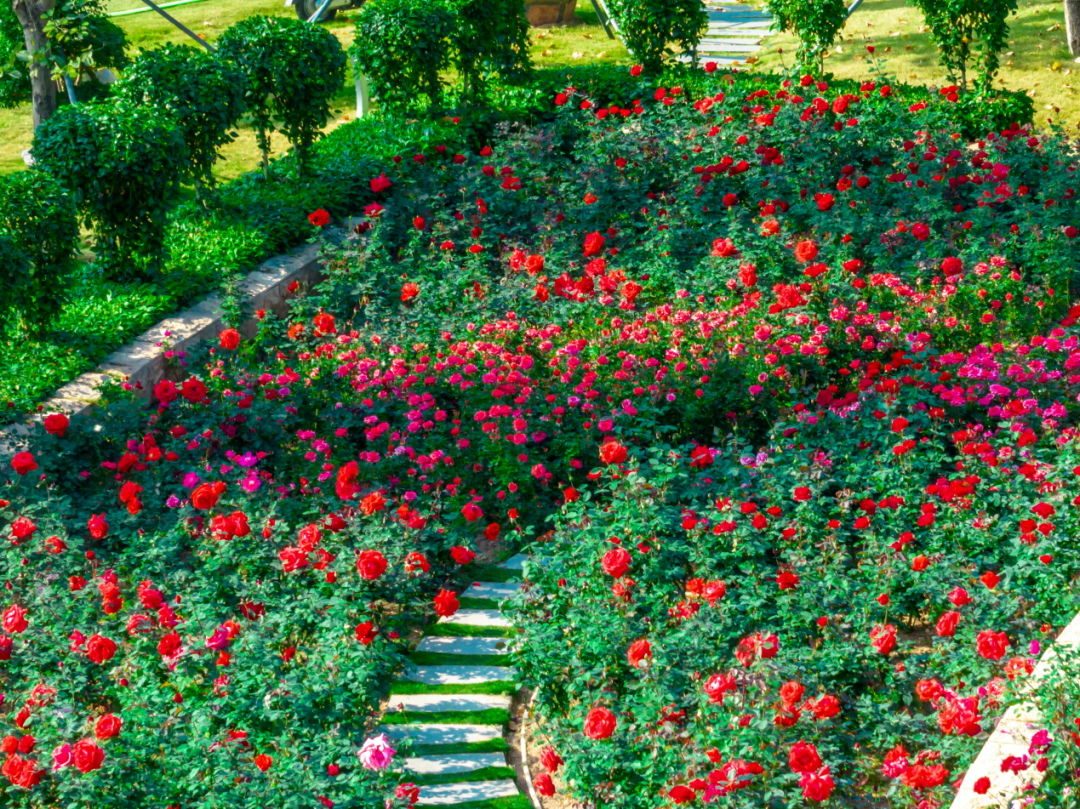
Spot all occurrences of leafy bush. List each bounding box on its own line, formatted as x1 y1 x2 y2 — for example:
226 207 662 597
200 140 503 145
162 203 269 299
217 15 347 176
451 0 532 102
31 101 189 279
350 0 457 114
0 171 80 335
114 44 247 190
909 0 1018 90
606 0 708 74
764 0 849 70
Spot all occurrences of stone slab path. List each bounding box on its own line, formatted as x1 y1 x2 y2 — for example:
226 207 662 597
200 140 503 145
681 2 775 68
383 554 530 806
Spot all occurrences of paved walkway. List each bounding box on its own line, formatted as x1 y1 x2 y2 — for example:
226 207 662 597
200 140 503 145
678 2 774 67
380 554 530 806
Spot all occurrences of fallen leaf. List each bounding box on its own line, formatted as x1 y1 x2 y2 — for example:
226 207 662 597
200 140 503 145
1051 62 1060 71
904 45 914 51
541 48 552 56
572 51 583 58
597 51 606 57
744 56 757 64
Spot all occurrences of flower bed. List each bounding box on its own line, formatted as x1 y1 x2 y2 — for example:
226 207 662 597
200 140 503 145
1 68 1078 807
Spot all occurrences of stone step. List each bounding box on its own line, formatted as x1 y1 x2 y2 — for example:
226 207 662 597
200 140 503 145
416 635 511 655
697 40 761 52
417 780 521 806
402 665 515 685
675 54 744 65
389 693 513 713
380 723 503 745
707 25 775 35
403 753 508 775
438 609 510 628
461 582 524 600
707 17 772 27
497 554 530 570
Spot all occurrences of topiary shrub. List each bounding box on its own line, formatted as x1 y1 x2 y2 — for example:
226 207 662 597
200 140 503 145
31 101 189 279
908 0 1018 91
763 0 849 71
0 171 80 334
607 0 708 75
216 15 347 178
114 44 247 192
350 0 457 114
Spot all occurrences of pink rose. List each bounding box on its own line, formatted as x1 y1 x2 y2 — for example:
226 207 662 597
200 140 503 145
357 733 396 770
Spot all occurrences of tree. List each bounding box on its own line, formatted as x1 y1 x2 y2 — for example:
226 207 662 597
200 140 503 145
11 0 57 128
763 0 848 73
909 0 1018 91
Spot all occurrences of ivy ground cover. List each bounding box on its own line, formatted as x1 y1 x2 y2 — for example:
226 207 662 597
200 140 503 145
0 69 1079 808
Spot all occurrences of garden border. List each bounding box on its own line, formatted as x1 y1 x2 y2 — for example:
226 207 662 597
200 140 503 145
949 610 1080 809
0 231 340 463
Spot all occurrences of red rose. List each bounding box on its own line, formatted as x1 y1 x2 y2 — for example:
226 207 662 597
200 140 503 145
86 634 117 664
154 379 178 404
460 502 483 523
583 706 616 740
157 632 182 659
450 546 476 565
360 492 386 516
313 313 336 335
308 208 331 227
601 548 630 577
87 513 108 540
72 739 104 773
949 586 972 606
534 773 556 796
599 439 628 465
779 680 805 709
540 747 563 773
980 570 1000 590
401 282 419 303
279 547 309 572
11 452 37 477
181 378 208 403
788 740 822 774
219 329 240 350
973 776 991 795
0 635 12 660
794 240 818 263
95 714 121 740
916 678 943 701
870 623 897 655
2 604 28 634
800 766 834 802
44 413 69 437
941 256 963 277
626 638 651 668
356 550 388 580
936 611 960 638
191 482 224 511
255 754 273 772
703 671 736 704
370 173 392 193
809 694 840 720
976 629 1009 660
354 621 377 645
434 589 459 618
669 785 696 805
583 231 606 257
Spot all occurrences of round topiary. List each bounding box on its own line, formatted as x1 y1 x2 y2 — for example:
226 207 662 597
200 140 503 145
31 101 189 278
114 44 247 189
0 171 80 334
216 15 347 177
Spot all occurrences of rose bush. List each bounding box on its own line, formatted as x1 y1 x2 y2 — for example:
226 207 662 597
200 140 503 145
2 66 1079 806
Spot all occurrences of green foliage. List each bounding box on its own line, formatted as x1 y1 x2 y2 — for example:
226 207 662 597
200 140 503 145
0 1 24 108
764 0 849 70
0 171 79 334
31 101 189 278
606 0 708 74
350 0 458 114
114 44 247 188
908 0 1019 90
451 0 532 102
216 15 347 176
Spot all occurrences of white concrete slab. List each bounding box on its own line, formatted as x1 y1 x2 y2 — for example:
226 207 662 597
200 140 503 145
403 753 508 775
402 665 515 685
461 582 524 600
417 780 520 805
379 723 503 745
416 635 511 655
437 610 510 628
388 693 512 713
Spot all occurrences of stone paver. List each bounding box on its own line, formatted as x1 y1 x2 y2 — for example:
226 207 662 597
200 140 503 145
497 554 530 570
417 780 520 806
437 609 510 628
388 693 512 713
403 753 508 775
461 582 523 600
416 635 511 655
402 665 515 685
380 723 503 745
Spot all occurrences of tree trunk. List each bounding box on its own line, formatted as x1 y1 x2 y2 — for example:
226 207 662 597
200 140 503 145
1067 0 1080 57
12 0 58 129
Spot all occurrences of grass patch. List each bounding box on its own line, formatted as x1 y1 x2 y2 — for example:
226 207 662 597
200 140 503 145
383 708 510 725
409 738 510 756
411 767 517 786
461 565 522 584
434 796 531 809
391 681 517 697
409 651 510 666
458 597 501 610
425 623 515 639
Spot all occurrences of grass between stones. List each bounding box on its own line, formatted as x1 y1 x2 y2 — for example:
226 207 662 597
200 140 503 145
433 796 531 809
409 738 510 756
390 681 518 696
458 597 501 610
410 767 517 786
383 708 511 725
460 565 522 584
424 623 515 639
408 651 509 666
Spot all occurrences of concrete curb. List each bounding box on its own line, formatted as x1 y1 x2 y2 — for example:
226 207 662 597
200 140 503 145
949 611 1080 808
0 233 337 463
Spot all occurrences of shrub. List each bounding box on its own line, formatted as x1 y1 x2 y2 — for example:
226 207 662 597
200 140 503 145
908 0 1018 91
216 15 347 177
114 44 247 191
606 0 708 74
451 0 532 102
0 171 80 334
31 101 189 278
350 0 457 114
763 0 849 70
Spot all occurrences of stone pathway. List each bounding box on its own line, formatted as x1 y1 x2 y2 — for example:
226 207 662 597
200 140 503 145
380 553 530 807
676 2 775 68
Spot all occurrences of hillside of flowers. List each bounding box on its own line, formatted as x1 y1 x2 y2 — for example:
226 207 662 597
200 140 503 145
2 70 1079 808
